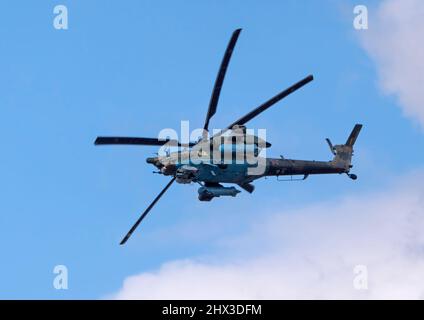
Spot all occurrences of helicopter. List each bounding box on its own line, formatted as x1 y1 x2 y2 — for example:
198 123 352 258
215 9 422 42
94 29 362 245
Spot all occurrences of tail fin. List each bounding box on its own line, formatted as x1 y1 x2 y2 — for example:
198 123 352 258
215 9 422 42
331 124 363 172
346 124 362 147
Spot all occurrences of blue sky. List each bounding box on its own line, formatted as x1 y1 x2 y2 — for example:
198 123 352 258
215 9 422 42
1 0 423 299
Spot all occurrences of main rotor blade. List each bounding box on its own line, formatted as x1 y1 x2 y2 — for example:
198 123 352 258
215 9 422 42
222 75 313 132
120 177 176 245
94 137 195 147
203 28 242 133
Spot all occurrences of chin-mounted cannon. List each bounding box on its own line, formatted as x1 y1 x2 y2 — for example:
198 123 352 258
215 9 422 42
176 165 199 184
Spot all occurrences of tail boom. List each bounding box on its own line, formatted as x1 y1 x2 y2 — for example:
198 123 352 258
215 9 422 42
257 124 363 180
263 158 346 178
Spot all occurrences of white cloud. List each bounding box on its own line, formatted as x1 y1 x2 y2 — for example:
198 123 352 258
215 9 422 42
360 0 424 128
113 172 424 299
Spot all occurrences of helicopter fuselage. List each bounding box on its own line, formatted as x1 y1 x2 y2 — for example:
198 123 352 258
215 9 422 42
147 151 348 189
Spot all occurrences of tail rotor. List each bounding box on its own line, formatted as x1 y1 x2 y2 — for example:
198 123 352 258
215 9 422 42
325 138 336 155
329 124 363 180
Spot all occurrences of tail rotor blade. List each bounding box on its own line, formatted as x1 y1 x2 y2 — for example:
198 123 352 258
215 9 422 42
326 138 336 155
120 177 176 245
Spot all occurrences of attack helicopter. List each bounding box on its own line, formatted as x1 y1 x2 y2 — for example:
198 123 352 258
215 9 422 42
94 29 362 244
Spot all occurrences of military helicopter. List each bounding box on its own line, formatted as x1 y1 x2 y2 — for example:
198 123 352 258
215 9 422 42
95 29 362 245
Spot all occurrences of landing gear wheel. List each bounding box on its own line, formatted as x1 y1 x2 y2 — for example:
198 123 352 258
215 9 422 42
348 174 357 180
